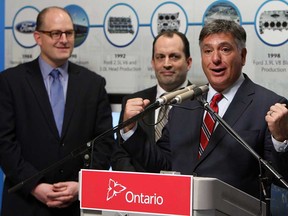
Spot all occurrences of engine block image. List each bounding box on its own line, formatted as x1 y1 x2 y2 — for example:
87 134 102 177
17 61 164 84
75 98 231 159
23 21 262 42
204 3 240 25
108 16 134 34
259 10 288 34
157 12 180 34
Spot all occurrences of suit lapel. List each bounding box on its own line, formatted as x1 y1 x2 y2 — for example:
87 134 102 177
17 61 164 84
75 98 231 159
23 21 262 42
139 86 157 142
25 60 59 136
61 63 78 138
191 100 206 166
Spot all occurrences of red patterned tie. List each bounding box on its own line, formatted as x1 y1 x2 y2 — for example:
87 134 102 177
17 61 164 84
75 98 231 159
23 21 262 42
198 93 223 158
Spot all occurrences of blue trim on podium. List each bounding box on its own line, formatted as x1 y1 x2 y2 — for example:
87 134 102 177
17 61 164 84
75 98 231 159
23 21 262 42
271 184 288 215
0 0 4 70
0 0 5 211
0 169 2 210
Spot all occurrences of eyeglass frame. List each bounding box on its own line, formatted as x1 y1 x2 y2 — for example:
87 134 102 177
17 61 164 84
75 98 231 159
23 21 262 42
37 30 75 40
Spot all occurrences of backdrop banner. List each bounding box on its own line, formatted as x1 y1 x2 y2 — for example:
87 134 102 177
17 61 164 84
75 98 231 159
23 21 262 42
4 0 288 97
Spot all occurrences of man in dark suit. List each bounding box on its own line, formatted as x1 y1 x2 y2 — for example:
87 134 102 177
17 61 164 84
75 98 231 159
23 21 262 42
0 6 114 216
112 30 192 171
118 19 287 199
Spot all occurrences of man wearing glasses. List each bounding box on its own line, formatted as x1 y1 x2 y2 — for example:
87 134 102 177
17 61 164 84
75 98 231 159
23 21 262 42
0 6 114 216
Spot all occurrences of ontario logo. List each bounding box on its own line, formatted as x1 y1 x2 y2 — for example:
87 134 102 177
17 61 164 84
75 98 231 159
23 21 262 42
106 178 164 205
107 178 126 200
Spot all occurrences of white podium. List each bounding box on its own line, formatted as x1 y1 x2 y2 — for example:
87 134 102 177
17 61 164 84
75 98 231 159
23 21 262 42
79 170 266 216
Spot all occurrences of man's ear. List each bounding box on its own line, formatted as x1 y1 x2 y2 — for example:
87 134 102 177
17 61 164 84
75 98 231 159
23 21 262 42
33 31 42 46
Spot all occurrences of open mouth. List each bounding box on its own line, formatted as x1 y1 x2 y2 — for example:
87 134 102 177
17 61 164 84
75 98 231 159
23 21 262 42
211 68 225 73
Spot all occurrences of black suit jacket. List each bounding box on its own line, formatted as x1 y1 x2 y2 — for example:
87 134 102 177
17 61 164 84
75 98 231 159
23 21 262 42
122 74 288 198
112 81 192 171
0 59 115 216
112 85 157 171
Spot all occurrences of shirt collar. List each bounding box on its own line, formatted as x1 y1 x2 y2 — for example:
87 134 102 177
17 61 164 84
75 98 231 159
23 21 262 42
156 80 188 99
38 56 69 81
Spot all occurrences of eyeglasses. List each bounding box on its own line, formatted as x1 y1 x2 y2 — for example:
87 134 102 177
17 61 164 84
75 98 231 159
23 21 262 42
38 30 75 40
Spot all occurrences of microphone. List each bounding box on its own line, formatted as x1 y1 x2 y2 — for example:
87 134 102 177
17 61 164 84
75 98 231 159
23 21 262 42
156 84 197 105
169 85 209 104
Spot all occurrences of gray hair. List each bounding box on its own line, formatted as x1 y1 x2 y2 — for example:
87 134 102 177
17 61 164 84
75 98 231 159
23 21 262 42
199 19 246 50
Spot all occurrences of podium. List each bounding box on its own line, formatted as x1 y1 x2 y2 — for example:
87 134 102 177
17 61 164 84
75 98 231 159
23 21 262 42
79 169 266 216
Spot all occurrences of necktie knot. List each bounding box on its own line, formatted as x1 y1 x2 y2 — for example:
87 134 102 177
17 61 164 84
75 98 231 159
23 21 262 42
211 93 223 104
50 69 60 79
210 93 223 112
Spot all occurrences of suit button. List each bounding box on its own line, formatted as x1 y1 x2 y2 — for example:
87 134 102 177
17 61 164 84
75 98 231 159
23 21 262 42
61 143 65 147
84 154 90 160
59 169 64 174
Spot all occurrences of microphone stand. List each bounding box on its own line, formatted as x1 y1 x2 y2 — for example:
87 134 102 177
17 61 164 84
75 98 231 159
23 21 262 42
197 96 288 190
8 102 161 193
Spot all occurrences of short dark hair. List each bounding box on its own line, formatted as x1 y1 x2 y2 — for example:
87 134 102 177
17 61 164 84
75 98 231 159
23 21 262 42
199 19 246 50
152 30 190 59
36 6 73 31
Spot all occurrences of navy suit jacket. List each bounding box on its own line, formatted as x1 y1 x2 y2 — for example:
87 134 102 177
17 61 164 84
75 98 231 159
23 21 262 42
271 149 288 184
122 74 288 198
0 59 115 216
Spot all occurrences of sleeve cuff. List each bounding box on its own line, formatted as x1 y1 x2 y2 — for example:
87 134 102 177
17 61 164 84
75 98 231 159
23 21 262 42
120 124 137 141
272 136 288 152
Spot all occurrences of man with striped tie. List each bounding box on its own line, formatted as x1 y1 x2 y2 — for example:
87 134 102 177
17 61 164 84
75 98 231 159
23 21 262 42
117 19 288 201
112 30 192 172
